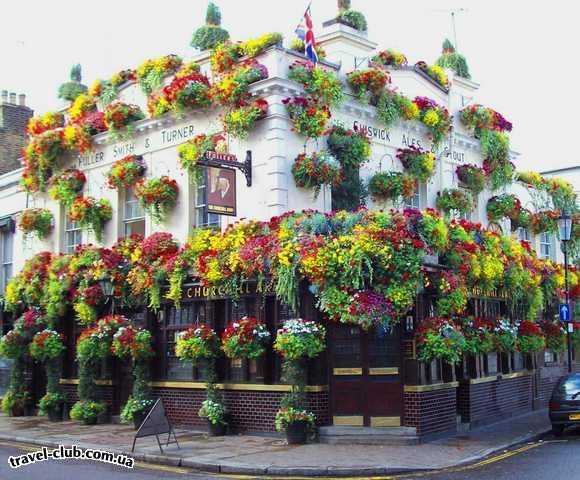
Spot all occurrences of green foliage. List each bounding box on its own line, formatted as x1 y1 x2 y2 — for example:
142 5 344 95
206 2 222 25
337 9 368 31
57 83 88 102
38 391 64 415
418 331 465 364
436 52 471 79
198 398 227 425
517 335 545 354
442 39 455 52
70 64 82 82
70 400 106 424
191 26 230 51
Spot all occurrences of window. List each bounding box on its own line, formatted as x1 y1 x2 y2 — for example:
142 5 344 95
0 229 13 293
539 232 554 259
64 216 82 254
517 227 530 242
404 189 421 209
123 188 145 237
195 171 220 229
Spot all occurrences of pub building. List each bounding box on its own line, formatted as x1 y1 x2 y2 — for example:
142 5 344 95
0 3 576 442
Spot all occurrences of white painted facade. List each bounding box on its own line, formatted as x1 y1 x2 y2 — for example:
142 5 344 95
0 22 573 279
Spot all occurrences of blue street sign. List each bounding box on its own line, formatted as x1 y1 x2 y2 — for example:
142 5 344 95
559 304 571 322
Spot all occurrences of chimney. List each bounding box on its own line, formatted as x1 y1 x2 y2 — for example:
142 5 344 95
9 92 16 104
18 94 25 107
0 90 34 174
1 91 7 103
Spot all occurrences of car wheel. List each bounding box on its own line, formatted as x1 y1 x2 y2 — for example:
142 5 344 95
552 424 565 436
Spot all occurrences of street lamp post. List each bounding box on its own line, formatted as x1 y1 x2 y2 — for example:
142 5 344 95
558 212 573 373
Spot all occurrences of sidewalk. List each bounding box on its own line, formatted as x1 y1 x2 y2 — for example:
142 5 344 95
0 410 552 476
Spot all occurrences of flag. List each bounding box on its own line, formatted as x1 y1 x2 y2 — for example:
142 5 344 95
295 5 318 64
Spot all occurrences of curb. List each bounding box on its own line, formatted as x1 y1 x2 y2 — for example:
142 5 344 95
0 427 551 477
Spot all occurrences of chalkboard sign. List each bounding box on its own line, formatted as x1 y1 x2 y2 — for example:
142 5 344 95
131 399 180 453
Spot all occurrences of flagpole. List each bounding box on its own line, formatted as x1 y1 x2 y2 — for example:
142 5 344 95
294 1 314 33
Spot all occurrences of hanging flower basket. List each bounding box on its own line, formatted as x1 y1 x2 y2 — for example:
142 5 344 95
415 317 466 364
27 112 64 136
368 172 415 202
212 60 268 106
493 318 518 353
415 61 449 89
327 124 371 169
273 319 326 361
346 68 390 103
540 320 566 353
412 96 452 147
436 188 473 215
22 129 66 193
106 155 146 190
371 49 408 69
461 317 495 355
103 101 145 136
486 194 521 222
175 325 220 363
112 326 154 361
18 208 54 239
283 96 330 139
48 169 86 206
397 146 436 183
530 210 559 234
456 164 486 194
291 151 342 199
134 176 179 223
223 98 268 139
221 317 271 359
517 320 545 354
29 329 65 362
287 61 343 107
148 71 212 117
135 54 182 95
68 197 112 242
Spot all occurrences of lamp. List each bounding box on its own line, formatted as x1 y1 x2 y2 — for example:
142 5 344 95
98 277 115 298
558 211 574 373
558 212 572 242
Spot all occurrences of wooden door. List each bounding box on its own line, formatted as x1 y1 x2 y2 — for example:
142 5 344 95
330 324 402 427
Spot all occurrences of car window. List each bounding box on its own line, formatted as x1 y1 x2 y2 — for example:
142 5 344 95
557 375 580 397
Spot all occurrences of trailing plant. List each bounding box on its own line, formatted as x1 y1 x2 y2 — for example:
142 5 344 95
283 96 330 139
493 318 518 353
135 54 182 95
371 49 408 69
376 89 418 128
368 172 415 203
18 208 53 240
48 169 86 206
461 317 495 355
21 129 66 192
289 39 326 60
103 101 145 138
540 320 566 353
456 164 486 194
436 188 473 215
415 317 466 364
346 68 390 104
212 61 268 106
434 271 468 317
106 155 146 190
530 210 559 235
223 98 268 139
68 197 113 242
175 325 220 364
275 407 315 433
436 39 470 79
27 112 64 136
413 96 452 147
221 317 271 359
396 146 436 183
291 151 342 199
273 319 326 361
415 61 449 89
177 133 226 178
327 124 371 169
134 176 179 223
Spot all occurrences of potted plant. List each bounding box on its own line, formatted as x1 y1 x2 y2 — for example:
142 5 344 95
70 400 107 425
436 188 473 216
134 176 179 223
456 164 486 195
121 397 155 429
539 320 566 353
198 397 227 435
397 146 436 183
371 49 408 69
516 320 546 354
103 101 145 137
39 392 66 422
275 407 315 445
291 151 342 199
415 317 466 365
346 68 390 104
48 169 86 206
223 98 268 139
368 171 416 203
221 317 271 360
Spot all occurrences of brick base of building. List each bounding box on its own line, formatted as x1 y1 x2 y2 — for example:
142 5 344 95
152 387 330 432
404 387 457 437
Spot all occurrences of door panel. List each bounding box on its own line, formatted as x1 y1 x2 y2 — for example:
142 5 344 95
330 324 402 426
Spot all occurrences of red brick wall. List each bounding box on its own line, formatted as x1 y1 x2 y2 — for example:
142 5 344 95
457 375 532 427
404 388 457 437
61 384 114 408
152 387 329 432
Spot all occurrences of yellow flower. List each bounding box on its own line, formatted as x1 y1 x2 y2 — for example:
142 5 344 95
423 109 440 127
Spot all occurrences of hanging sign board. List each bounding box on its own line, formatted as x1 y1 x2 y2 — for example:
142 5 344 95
207 166 237 216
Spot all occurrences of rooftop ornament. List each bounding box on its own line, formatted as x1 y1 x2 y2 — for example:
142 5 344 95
57 64 88 103
191 2 230 51
436 39 471 79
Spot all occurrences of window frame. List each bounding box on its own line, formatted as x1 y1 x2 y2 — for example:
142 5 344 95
122 187 146 237
63 214 82 254
194 169 220 229
0 228 13 294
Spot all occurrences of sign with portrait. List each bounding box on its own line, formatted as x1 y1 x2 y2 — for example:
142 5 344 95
207 166 236 216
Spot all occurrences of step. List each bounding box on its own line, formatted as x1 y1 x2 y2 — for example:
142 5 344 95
318 426 420 445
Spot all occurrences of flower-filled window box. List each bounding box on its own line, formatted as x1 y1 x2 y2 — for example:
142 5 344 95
371 49 408 69
103 101 145 138
517 320 545 354
135 54 183 95
346 68 390 104
212 60 268 107
148 70 212 118
415 61 450 90
18 208 54 240
134 176 179 223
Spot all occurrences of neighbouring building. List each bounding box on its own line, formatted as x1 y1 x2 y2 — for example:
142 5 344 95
0 4 578 441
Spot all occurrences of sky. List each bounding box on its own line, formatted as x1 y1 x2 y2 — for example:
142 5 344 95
2 0 578 171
